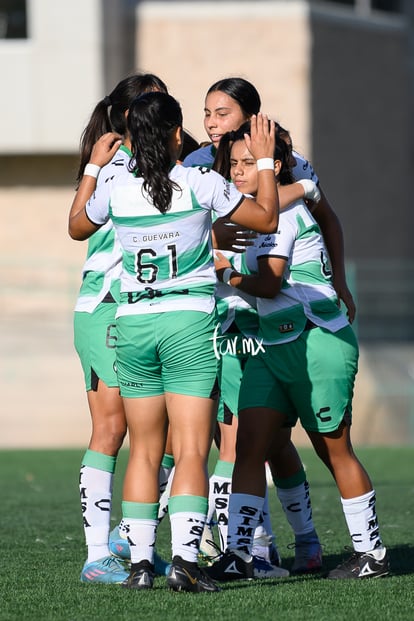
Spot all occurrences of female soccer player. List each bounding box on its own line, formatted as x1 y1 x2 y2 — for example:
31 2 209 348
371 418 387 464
69 92 279 592
207 121 389 582
73 73 175 585
184 77 327 574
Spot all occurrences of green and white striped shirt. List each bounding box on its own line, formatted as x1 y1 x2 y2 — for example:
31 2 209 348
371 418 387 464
74 145 132 312
86 164 245 317
246 200 348 345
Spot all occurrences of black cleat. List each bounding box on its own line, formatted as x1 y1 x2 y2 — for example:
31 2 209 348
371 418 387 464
167 557 220 593
327 547 390 579
204 550 254 582
122 561 155 590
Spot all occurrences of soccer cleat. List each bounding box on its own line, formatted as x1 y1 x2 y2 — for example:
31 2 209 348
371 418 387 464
80 555 129 584
109 525 130 560
167 557 220 593
253 555 290 579
199 522 222 563
290 534 323 574
122 562 155 590
269 542 283 568
204 550 254 582
327 547 390 580
109 525 171 576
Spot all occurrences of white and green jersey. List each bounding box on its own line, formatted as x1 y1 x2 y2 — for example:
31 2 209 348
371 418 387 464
246 199 348 345
85 164 245 317
209 153 319 336
215 251 259 336
74 145 132 313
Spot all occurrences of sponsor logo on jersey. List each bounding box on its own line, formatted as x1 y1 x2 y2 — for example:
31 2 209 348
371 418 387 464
278 322 294 333
315 406 332 423
119 380 144 388
259 234 277 249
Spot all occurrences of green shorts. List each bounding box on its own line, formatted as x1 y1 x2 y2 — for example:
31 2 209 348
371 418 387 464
238 325 359 433
216 332 249 423
116 311 220 398
74 303 118 391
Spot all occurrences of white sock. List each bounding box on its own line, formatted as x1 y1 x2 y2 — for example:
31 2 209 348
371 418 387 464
208 460 234 550
122 501 159 565
79 451 116 563
341 490 383 553
169 495 208 563
252 488 276 560
227 493 264 556
277 480 315 537
118 518 128 539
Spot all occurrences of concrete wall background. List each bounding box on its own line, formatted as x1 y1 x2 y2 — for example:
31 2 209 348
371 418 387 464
0 0 103 153
136 2 312 157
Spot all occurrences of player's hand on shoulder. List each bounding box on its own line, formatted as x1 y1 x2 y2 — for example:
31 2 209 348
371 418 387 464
90 132 123 168
213 217 257 253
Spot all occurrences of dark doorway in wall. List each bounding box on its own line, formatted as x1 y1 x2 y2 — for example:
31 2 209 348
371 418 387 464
0 0 27 39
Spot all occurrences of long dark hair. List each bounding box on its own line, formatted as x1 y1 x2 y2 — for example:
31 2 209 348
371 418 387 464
127 92 183 214
213 121 296 186
76 73 168 186
207 77 261 117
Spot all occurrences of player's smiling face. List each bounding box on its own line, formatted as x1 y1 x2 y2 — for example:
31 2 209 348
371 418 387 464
203 91 249 148
230 140 259 196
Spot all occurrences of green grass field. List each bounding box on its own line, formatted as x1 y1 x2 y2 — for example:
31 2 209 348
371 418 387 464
1 447 413 621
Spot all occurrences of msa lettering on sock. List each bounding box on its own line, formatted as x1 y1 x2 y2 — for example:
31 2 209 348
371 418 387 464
240 505 259 518
236 527 255 541
119 523 135 547
213 481 231 495
80 485 110 527
304 482 312 510
187 520 204 537
216 511 228 527
184 518 204 549
127 536 136 547
234 506 260 546
367 493 379 543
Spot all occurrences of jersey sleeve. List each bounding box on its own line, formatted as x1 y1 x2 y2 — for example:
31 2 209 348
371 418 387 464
189 167 245 218
292 151 319 184
85 182 112 226
85 151 130 225
256 209 297 261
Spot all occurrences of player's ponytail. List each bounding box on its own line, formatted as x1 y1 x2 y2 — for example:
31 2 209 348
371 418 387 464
127 92 183 214
76 73 168 187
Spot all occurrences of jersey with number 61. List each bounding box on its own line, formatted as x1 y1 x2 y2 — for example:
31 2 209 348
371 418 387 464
86 164 245 317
